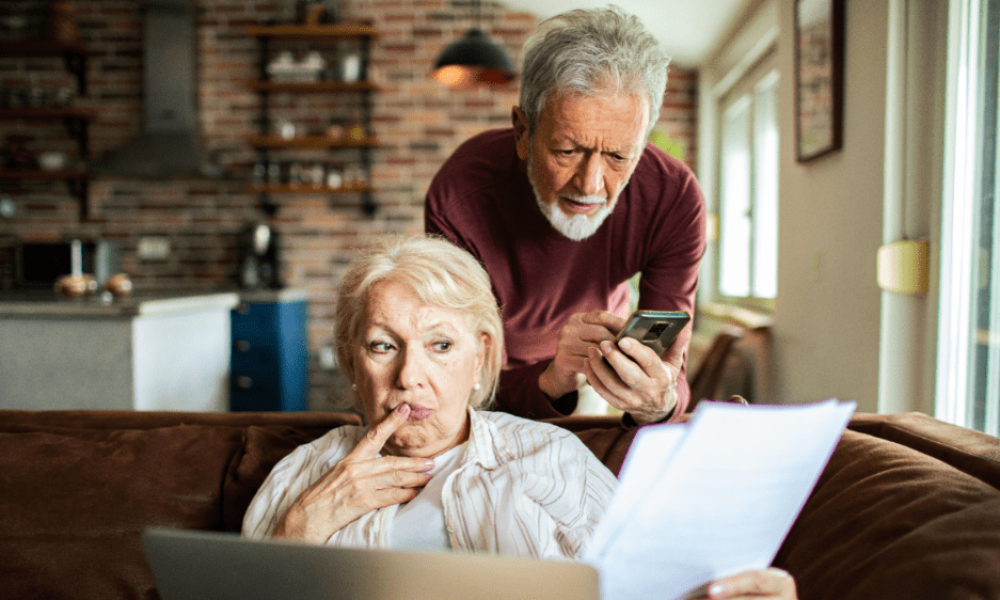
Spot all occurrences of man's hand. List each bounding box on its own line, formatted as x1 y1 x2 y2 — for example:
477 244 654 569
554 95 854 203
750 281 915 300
584 319 691 424
273 404 434 543
538 311 625 399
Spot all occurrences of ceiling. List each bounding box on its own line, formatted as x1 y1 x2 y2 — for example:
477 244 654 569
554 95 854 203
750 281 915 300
496 0 752 68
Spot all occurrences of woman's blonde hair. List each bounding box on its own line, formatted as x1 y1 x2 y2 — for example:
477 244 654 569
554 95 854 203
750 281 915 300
333 234 503 410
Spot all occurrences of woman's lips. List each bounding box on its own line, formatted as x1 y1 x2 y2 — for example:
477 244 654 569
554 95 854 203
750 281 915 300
405 404 433 420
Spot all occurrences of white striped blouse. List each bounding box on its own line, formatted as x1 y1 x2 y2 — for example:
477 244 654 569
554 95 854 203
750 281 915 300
242 408 618 561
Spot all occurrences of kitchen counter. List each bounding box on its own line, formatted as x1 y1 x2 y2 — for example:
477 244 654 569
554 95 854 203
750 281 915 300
0 289 240 318
0 290 240 412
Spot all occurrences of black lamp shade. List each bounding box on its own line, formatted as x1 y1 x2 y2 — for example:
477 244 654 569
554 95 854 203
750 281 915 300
431 28 516 88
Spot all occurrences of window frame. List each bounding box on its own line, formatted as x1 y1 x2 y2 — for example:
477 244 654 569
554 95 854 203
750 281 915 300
713 52 781 313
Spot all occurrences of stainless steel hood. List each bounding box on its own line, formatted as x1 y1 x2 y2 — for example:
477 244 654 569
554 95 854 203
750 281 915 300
93 0 222 178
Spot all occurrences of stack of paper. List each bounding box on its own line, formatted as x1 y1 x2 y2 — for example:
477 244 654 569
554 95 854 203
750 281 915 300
584 399 855 600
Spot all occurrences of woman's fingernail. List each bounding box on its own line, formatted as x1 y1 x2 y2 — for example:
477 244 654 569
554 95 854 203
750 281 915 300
708 583 724 597
397 404 411 415
618 337 632 350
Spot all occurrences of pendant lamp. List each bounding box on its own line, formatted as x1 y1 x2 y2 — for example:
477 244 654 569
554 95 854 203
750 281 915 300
430 2 516 88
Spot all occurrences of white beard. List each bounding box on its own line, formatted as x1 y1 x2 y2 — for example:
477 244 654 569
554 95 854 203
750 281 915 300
526 149 620 242
533 193 614 241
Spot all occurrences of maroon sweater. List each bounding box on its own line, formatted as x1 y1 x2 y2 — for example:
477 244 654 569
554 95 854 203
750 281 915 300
426 128 706 419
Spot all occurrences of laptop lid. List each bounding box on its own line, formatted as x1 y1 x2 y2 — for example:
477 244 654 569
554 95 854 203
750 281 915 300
143 528 601 600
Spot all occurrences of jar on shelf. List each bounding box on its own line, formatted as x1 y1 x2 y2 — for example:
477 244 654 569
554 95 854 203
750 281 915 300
288 162 303 188
267 161 282 185
307 163 325 185
325 166 343 189
339 52 362 83
274 119 296 140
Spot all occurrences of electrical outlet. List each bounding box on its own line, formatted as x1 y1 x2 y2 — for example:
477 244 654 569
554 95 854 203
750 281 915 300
137 237 171 260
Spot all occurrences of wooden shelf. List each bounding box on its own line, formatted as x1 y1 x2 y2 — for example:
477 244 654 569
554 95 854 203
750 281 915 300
247 135 378 149
246 24 379 40
0 107 98 120
0 169 93 219
0 168 93 181
247 183 373 195
249 80 378 93
0 39 92 95
0 39 93 57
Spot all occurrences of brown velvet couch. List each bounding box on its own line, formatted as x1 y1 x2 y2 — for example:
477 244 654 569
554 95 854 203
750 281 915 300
2 406 999 600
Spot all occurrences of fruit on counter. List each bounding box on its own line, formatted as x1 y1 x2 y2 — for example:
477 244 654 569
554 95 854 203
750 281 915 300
105 273 133 297
54 274 96 297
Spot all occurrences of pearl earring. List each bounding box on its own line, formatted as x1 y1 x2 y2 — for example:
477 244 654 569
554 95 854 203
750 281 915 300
351 383 357 391
473 382 481 391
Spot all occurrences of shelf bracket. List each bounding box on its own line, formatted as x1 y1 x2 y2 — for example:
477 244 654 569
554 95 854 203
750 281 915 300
61 50 88 96
66 178 90 220
260 192 277 216
362 192 377 216
62 116 90 158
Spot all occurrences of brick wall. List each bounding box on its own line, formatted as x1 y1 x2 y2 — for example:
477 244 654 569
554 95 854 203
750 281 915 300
0 0 697 409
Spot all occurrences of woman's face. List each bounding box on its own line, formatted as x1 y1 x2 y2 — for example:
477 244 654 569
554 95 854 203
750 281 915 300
354 280 486 459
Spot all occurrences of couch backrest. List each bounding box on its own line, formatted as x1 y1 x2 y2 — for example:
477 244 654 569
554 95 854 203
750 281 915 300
2 408 999 600
0 410 359 600
775 412 1000 600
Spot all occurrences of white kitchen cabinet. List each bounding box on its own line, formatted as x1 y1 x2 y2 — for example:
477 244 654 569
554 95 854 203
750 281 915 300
0 292 238 411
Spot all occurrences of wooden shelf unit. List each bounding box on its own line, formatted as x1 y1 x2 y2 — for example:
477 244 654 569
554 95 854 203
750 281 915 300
246 24 379 40
0 39 93 95
246 23 378 215
248 80 379 93
247 134 378 149
0 39 95 219
247 183 373 195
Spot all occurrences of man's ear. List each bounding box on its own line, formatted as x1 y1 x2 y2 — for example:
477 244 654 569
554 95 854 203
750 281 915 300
512 106 530 160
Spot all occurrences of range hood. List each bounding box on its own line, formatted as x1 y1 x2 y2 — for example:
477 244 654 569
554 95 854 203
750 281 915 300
93 0 222 179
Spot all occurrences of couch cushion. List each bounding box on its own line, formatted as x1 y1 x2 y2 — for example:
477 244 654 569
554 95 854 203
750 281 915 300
222 425 336 532
774 429 1000 600
0 424 245 600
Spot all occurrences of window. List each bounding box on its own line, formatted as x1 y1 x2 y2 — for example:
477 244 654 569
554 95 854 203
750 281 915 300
936 0 1000 433
717 60 780 307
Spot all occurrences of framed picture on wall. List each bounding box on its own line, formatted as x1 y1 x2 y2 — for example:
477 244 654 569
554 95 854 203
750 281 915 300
794 0 845 163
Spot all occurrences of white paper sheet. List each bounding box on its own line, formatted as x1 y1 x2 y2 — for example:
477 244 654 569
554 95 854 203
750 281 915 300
584 399 855 600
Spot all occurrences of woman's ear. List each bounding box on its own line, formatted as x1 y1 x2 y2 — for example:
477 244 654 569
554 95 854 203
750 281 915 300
475 332 489 380
512 106 530 160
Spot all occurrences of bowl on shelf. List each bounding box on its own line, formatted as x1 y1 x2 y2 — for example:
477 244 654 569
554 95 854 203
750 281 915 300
38 152 68 171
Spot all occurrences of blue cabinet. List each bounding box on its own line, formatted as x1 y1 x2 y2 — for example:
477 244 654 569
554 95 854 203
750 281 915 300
230 291 309 411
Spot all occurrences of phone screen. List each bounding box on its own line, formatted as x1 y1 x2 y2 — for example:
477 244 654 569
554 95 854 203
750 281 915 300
614 310 691 357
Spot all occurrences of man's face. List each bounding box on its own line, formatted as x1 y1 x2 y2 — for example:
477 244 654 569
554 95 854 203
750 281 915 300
514 91 650 241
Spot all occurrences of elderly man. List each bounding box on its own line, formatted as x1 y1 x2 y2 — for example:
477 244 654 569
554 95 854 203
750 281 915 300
425 6 706 425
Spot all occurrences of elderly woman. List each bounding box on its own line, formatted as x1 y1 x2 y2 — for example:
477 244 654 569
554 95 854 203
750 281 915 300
242 235 798 599
242 234 615 558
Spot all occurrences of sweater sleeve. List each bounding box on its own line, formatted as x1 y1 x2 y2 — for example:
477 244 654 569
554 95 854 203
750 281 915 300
495 361 578 419
636 166 707 420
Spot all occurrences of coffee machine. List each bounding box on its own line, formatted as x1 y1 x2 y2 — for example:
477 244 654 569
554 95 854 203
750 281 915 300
238 223 281 289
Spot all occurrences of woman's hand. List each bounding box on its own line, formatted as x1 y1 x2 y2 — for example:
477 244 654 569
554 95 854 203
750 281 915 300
696 568 797 600
272 404 434 543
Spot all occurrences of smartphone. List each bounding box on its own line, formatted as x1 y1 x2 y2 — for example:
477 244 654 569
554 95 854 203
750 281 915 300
613 310 691 357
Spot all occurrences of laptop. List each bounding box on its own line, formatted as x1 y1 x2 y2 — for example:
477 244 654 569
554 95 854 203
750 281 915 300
143 528 601 600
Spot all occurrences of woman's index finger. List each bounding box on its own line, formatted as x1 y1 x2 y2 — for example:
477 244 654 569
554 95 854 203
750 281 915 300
353 404 411 457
